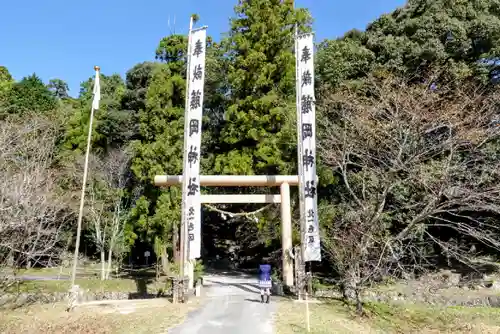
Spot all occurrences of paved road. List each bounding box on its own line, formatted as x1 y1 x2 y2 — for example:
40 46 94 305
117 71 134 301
168 273 276 334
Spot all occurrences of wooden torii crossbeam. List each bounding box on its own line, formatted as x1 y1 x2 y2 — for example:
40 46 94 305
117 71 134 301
154 175 304 288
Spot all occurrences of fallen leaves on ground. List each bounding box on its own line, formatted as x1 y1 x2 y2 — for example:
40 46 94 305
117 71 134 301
0 299 200 334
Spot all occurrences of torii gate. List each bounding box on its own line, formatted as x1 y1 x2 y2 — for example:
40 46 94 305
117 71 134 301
152 21 320 299
154 174 298 289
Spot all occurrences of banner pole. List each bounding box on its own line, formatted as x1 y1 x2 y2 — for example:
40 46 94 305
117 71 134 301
179 15 194 302
305 290 311 332
70 66 100 288
294 22 307 304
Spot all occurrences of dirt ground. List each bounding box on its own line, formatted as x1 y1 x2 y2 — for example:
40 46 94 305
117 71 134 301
0 298 200 334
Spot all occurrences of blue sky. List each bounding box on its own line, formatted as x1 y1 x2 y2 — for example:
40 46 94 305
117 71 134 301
0 0 405 97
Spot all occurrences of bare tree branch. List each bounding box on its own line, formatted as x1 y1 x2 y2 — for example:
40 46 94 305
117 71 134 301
0 115 71 284
317 76 500 311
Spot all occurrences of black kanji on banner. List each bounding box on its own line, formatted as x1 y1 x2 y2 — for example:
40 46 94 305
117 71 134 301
188 145 199 167
301 95 313 114
189 119 199 137
304 180 316 198
192 64 203 81
193 39 204 57
302 149 315 171
190 90 201 110
301 70 312 86
301 45 311 63
302 123 313 140
187 177 199 196
306 208 315 221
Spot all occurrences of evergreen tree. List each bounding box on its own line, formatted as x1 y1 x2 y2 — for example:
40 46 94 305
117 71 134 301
129 27 225 248
215 0 312 175
47 78 70 99
59 73 126 158
6 74 57 114
317 0 500 88
0 66 13 100
121 62 158 112
128 34 188 246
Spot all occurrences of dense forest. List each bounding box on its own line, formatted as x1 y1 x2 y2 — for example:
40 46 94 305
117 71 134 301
1 0 500 298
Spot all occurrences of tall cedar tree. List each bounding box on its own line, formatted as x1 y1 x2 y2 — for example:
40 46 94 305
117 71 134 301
128 30 224 249
215 0 312 175
128 35 187 245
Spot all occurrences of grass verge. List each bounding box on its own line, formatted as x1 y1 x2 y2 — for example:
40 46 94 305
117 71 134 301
7 278 139 294
275 298 500 333
6 266 169 295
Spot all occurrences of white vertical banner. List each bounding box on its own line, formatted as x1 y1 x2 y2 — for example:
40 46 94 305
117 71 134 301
296 33 321 262
181 26 207 260
92 69 101 110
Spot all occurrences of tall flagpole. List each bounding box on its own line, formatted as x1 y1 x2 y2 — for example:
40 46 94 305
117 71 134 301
295 25 311 333
70 66 101 288
179 16 194 302
293 2 312 331
293 1 307 302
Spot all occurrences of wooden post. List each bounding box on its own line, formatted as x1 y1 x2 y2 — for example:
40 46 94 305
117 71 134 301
294 245 305 297
280 182 294 287
187 259 194 290
172 277 179 304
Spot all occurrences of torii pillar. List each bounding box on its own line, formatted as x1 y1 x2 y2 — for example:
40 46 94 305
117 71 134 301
154 175 298 288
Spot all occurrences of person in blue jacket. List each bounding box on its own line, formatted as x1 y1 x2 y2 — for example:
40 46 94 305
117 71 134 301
258 263 272 303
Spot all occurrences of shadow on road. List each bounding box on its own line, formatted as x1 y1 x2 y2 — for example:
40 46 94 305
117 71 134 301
204 267 257 277
204 279 261 294
244 298 262 303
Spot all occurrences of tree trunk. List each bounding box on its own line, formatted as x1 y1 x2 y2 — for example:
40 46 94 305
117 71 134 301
342 267 360 304
100 250 105 280
341 268 364 314
342 281 357 302
106 248 113 280
25 259 31 270
161 247 169 275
